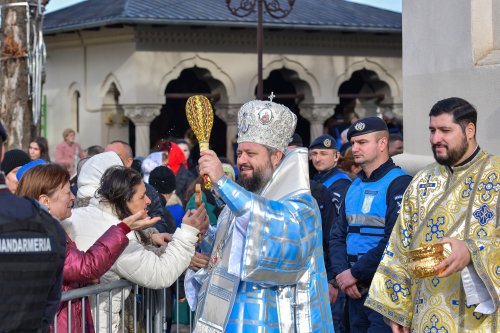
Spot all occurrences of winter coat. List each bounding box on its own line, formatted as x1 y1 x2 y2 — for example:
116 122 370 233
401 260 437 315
54 141 85 177
55 226 128 333
63 198 199 333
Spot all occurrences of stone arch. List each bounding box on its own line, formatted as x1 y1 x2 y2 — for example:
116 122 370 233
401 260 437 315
333 58 400 102
67 82 81 132
159 55 236 101
151 67 228 156
67 82 81 98
250 56 320 102
100 73 124 98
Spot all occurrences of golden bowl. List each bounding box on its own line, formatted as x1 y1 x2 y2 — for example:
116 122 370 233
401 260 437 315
408 243 446 278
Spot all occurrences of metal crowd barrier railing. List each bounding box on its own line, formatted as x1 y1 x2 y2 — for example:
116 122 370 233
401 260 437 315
55 279 194 333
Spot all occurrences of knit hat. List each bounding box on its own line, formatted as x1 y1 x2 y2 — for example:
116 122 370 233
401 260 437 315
149 166 176 194
16 159 48 180
1 149 30 175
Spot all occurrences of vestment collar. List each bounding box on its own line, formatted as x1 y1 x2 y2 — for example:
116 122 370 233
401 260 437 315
448 145 481 173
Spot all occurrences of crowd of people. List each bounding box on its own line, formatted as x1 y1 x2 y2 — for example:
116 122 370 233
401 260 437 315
0 96 498 333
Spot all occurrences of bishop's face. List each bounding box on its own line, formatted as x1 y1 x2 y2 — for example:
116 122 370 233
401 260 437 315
236 142 276 193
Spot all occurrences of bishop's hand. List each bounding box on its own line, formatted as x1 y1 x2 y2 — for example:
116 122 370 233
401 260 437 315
198 150 225 184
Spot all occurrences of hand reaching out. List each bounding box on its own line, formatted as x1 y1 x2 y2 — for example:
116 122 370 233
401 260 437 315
182 203 209 233
122 210 161 231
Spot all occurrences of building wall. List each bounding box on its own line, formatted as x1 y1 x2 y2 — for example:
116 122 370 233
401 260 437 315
403 0 500 158
43 26 402 157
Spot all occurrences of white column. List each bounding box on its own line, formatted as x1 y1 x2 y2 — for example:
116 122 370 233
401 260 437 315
215 104 240 164
124 104 161 157
300 104 336 142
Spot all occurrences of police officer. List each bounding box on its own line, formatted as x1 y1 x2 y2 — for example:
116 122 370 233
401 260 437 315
309 134 352 333
310 134 352 216
0 121 66 331
329 117 412 333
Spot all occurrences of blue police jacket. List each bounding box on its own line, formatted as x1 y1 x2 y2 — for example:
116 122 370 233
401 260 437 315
345 167 407 264
329 158 412 284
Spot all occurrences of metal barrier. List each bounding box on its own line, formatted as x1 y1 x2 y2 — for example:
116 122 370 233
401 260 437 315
55 279 194 333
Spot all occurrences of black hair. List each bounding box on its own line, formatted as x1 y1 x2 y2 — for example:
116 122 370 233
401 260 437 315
96 166 143 220
429 97 477 133
86 145 105 157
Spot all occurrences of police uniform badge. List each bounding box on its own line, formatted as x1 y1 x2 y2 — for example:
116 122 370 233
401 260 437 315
354 122 366 132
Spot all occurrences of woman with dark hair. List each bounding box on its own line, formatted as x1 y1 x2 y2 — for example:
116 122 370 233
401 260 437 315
66 166 208 333
16 163 158 333
29 136 51 161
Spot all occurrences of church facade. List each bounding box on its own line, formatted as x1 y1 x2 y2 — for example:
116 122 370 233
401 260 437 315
43 0 402 160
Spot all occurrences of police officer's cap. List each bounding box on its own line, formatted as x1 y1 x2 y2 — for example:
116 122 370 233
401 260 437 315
347 116 388 141
309 134 337 150
0 120 7 142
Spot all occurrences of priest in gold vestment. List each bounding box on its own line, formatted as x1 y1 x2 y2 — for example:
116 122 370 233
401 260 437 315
365 97 499 332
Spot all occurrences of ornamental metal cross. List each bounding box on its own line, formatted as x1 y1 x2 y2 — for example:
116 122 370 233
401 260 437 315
268 91 275 102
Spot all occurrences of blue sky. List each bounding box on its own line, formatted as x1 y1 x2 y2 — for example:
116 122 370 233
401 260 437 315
45 0 402 14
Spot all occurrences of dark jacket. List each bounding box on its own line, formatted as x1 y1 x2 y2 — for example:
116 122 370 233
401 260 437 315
310 180 336 280
0 172 66 330
175 165 195 203
313 166 351 281
313 166 351 220
146 183 176 233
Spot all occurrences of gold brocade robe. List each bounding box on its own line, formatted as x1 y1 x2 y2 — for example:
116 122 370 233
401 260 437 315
365 150 499 332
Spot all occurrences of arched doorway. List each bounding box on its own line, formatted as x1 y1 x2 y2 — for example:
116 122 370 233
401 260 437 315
258 68 311 146
326 68 391 139
149 67 227 158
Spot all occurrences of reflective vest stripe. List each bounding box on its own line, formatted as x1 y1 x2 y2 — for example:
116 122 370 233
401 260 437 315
346 214 385 227
322 171 351 188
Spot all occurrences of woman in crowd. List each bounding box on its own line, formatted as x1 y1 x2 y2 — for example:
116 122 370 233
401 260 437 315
16 163 157 333
161 141 195 202
65 166 208 333
29 136 51 161
54 128 85 177
176 138 197 177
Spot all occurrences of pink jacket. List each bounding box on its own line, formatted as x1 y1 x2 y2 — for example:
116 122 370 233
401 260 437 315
55 226 128 333
54 141 85 176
